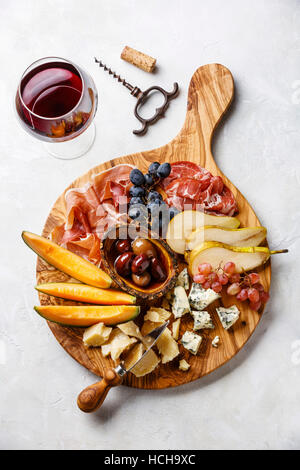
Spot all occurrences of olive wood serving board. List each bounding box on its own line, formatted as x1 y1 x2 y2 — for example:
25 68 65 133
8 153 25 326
37 64 271 389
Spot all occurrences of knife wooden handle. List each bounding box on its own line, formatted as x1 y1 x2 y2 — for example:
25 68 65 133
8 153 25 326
77 368 123 413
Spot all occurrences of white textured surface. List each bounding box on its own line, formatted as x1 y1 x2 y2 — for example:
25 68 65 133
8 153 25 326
1 0 299 450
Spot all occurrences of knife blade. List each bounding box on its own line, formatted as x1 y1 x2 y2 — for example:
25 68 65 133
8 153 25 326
115 321 169 376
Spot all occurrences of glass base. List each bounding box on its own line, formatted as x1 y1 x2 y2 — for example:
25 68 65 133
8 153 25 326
44 123 96 160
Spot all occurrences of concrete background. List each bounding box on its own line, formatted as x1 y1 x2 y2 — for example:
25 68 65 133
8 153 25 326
0 0 299 450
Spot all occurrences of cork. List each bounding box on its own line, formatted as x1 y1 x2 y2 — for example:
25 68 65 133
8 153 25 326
121 46 156 73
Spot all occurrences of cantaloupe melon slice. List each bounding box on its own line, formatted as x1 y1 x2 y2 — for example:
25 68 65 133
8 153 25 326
34 305 140 327
36 283 136 305
22 231 112 288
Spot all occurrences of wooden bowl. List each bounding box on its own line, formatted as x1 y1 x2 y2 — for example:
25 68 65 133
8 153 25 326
100 223 178 300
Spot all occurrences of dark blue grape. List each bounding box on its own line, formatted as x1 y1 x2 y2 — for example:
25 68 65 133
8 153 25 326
129 186 145 198
148 162 160 176
147 190 162 202
130 196 144 206
130 168 145 186
169 206 180 220
157 163 171 178
144 173 154 186
128 205 146 220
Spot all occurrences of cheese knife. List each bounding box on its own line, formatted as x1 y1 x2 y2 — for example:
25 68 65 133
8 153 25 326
77 321 169 413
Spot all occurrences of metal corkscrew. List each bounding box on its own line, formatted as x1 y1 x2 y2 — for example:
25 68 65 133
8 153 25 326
94 57 179 135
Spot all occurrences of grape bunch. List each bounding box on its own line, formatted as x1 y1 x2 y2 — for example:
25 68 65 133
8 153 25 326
128 162 179 235
193 262 270 311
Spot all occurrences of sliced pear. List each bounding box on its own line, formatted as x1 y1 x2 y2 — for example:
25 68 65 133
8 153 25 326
188 241 287 274
187 226 267 250
166 210 240 255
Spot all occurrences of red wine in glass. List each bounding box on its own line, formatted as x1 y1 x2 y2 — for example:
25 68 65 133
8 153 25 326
16 57 98 159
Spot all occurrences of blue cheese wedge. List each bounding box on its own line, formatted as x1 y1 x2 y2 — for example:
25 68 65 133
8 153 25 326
172 286 191 318
181 331 202 355
176 268 189 290
212 336 220 348
188 283 221 311
191 311 214 330
216 305 240 330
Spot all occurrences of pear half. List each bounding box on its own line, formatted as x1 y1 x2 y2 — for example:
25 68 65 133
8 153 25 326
188 241 287 275
187 226 267 251
166 210 240 255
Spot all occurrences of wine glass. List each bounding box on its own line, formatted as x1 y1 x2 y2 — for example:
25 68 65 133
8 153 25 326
15 57 98 160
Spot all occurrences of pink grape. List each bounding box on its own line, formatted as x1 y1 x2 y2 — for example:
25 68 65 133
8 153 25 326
248 288 260 303
253 283 264 292
224 262 236 275
209 272 219 283
203 281 212 290
198 263 212 275
249 300 262 311
193 274 206 284
227 282 241 296
248 272 260 284
218 273 229 285
230 272 241 284
260 291 270 303
211 281 222 293
236 288 248 301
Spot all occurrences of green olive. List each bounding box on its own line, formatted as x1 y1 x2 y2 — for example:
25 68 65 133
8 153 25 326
132 238 157 258
131 271 151 287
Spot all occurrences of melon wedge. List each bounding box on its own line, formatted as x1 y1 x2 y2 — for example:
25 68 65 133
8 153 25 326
34 305 140 327
188 241 287 275
35 283 136 305
166 211 240 254
22 231 112 288
187 226 267 250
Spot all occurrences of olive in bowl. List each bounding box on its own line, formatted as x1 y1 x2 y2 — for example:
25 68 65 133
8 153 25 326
100 224 178 300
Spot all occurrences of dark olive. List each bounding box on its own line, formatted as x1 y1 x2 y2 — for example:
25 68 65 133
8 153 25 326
150 257 166 282
115 239 131 254
114 252 135 277
131 254 150 275
131 271 151 287
132 238 157 258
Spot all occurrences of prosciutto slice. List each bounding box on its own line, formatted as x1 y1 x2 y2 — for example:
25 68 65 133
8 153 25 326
51 164 133 264
161 161 238 216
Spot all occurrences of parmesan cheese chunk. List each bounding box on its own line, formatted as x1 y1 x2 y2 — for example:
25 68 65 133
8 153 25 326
130 348 160 377
124 343 144 370
101 329 137 361
156 328 179 364
144 307 171 323
172 318 181 340
118 321 143 340
179 359 190 371
83 322 112 347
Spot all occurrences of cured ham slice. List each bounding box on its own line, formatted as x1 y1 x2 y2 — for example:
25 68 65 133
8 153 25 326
51 164 133 264
161 162 237 216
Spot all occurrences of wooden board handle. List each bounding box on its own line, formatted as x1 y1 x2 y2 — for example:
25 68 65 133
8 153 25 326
77 368 122 413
